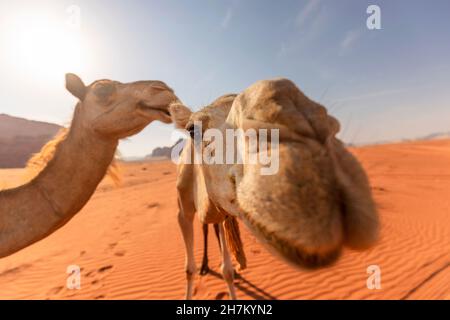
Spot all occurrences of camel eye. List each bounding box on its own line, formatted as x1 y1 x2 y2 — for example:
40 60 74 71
94 83 116 102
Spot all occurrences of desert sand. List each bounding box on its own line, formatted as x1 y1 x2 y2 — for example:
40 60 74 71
0 139 449 300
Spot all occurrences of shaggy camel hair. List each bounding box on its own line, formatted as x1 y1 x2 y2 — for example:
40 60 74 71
0 73 179 258
169 78 379 299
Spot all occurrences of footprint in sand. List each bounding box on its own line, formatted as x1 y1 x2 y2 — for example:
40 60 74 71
0 263 32 278
104 242 119 254
373 186 387 192
115 250 126 257
147 202 160 209
215 292 228 300
98 265 114 273
85 265 114 291
85 270 96 278
89 278 105 291
109 242 118 249
85 264 113 279
47 286 63 296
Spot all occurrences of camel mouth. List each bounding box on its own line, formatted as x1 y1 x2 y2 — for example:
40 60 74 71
275 238 342 270
239 209 342 270
137 101 172 122
138 102 171 116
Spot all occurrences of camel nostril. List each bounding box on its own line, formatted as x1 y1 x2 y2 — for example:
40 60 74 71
228 173 236 184
187 124 202 140
187 125 195 139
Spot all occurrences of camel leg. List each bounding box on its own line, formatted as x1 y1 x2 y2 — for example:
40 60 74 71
177 201 196 300
215 222 240 278
218 222 237 300
213 223 221 251
199 224 209 275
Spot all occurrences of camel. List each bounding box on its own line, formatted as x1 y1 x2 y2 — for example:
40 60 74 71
169 78 379 299
198 221 245 278
199 223 221 275
0 73 179 258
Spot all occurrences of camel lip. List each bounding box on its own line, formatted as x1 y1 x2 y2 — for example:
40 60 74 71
136 102 172 124
137 101 171 116
239 210 342 270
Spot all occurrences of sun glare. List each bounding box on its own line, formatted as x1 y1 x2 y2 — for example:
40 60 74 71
4 11 84 83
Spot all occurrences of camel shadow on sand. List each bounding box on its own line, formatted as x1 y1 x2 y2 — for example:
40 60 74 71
206 269 277 300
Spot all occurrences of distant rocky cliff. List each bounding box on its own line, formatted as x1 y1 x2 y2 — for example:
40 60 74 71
146 138 185 159
0 114 62 168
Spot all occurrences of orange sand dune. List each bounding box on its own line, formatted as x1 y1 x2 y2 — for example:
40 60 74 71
0 140 449 300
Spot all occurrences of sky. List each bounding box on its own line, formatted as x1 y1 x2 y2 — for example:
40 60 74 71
0 0 449 157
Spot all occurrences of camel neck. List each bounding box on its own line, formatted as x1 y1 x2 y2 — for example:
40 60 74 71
0 111 118 258
33 116 118 217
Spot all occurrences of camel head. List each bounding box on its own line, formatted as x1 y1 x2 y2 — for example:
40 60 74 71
65 73 178 139
170 79 379 270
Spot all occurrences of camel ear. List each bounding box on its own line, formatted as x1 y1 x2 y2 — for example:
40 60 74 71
169 103 192 129
65 73 86 100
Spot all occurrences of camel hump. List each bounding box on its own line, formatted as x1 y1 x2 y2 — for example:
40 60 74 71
223 215 247 270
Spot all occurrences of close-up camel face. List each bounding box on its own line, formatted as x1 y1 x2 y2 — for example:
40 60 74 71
171 79 379 270
186 94 241 215
66 73 177 139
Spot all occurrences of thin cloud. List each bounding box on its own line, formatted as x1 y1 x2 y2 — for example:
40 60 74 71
334 87 420 103
295 0 321 29
278 1 327 58
222 8 233 29
339 29 362 55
